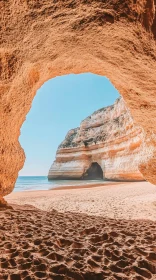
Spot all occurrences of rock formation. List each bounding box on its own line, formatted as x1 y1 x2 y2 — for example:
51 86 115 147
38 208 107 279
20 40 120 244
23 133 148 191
0 0 156 203
48 98 145 181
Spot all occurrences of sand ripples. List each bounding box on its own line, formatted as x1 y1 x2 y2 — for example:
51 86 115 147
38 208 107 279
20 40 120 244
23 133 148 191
0 205 156 280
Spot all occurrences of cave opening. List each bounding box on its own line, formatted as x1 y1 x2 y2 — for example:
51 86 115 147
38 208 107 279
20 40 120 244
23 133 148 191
83 162 103 180
18 73 119 180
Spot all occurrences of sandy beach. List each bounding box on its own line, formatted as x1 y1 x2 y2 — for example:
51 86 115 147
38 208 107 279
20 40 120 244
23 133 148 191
6 181 156 221
1 181 156 280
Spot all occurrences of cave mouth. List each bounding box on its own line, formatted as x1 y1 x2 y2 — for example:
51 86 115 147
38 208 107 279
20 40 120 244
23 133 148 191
83 162 103 180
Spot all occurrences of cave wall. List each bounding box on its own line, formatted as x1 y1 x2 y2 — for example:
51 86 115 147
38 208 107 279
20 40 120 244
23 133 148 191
0 0 156 200
83 163 104 180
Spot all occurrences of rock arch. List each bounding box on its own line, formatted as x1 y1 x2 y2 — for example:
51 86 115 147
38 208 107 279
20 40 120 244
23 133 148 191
83 162 104 180
0 0 156 201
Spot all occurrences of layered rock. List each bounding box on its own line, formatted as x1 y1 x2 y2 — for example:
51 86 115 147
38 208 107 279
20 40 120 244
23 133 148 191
48 98 145 181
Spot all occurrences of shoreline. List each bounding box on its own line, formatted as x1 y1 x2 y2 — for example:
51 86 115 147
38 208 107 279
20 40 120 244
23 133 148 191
13 181 122 193
51 181 128 191
6 181 156 221
15 177 145 193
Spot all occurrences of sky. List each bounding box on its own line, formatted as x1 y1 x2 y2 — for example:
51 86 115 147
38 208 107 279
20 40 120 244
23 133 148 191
19 73 119 176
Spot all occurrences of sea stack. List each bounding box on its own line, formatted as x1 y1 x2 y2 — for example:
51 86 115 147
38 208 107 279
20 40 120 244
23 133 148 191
48 98 144 181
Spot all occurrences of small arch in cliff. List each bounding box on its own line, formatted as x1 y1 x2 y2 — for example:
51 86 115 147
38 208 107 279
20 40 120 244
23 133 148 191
83 162 103 180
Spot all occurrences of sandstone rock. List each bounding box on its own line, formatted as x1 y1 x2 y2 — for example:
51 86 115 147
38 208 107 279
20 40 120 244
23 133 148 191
0 0 156 199
48 98 146 181
0 196 12 209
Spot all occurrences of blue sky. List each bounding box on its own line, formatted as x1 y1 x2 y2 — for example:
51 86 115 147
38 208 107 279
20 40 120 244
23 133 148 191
19 73 119 176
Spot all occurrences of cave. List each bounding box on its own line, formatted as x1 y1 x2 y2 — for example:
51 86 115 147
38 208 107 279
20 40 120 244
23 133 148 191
0 0 156 201
83 162 103 180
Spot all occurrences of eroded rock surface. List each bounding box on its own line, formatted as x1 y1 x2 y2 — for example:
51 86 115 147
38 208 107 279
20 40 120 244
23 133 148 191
49 98 146 181
0 0 156 200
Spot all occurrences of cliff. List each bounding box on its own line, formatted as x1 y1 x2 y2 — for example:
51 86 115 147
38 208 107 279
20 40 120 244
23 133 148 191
48 98 145 181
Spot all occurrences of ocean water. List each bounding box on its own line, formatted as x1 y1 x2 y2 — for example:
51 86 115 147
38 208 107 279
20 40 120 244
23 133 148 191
14 176 105 192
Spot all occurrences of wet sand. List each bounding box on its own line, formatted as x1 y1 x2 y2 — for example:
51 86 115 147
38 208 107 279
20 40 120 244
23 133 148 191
1 181 156 280
51 181 126 191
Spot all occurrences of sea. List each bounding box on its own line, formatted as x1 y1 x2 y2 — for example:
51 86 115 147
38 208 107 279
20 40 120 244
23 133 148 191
14 176 105 192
